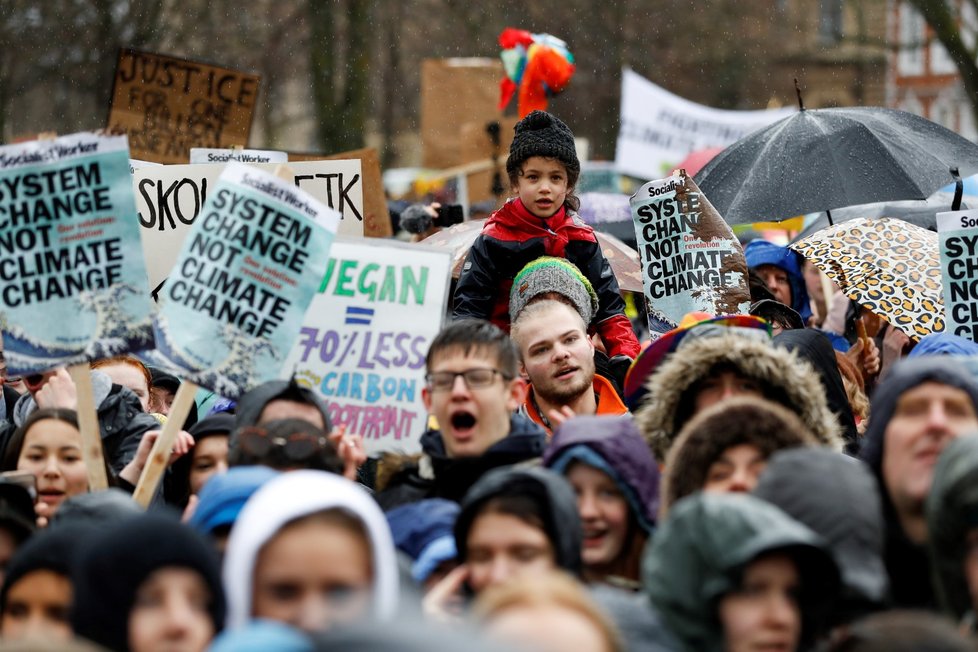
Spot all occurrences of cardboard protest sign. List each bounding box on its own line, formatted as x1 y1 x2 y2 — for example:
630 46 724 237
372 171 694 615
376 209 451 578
280 238 452 455
150 162 339 398
939 209 978 340
630 170 751 337
133 159 362 297
107 49 259 164
190 148 287 164
0 133 154 373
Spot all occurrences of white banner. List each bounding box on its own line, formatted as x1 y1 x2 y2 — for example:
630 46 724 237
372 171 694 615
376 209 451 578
615 68 794 180
280 238 452 455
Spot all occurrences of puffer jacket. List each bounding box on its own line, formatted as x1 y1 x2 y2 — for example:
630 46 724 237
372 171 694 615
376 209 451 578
634 333 844 462
453 198 639 359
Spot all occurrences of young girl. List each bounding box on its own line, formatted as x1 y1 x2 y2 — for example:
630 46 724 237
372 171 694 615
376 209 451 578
542 415 658 589
222 470 398 633
453 110 639 362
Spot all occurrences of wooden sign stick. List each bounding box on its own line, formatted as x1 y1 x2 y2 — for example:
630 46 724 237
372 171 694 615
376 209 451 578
67 364 109 491
132 380 198 507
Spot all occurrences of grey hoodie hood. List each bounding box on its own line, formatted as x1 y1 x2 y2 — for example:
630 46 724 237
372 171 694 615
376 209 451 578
635 333 844 462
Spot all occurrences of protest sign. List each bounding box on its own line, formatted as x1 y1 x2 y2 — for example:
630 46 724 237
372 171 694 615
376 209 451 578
291 147 391 237
630 170 751 337
107 49 259 164
0 132 154 373
190 148 287 164
150 162 339 398
280 238 452 455
133 159 362 297
939 209 978 340
615 68 793 180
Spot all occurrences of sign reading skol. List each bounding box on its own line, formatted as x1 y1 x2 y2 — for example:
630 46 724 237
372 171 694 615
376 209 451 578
630 170 750 338
133 159 363 298
938 210 978 341
281 238 452 455
151 163 338 398
107 49 260 164
0 133 154 373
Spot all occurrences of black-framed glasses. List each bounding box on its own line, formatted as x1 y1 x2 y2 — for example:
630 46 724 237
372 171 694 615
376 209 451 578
237 426 332 462
425 368 510 391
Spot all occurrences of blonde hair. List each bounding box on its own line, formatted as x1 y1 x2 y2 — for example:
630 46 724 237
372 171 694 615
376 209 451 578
473 571 622 652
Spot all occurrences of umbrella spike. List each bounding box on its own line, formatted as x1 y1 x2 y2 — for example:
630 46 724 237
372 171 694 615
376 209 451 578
794 78 805 111
951 166 963 211
826 208 834 226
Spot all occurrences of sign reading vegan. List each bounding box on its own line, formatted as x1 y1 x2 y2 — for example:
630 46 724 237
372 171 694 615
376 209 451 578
281 238 452 455
938 210 978 341
151 163 338 398
134 159 363 297
108 49 259 164
630 171 751 337
0 133 154 373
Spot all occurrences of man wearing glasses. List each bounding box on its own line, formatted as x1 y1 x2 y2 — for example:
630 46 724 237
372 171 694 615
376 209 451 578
376 320 546 510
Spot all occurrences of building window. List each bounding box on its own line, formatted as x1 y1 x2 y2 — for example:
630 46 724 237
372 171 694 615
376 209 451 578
898 2 926 76
820 0 844 44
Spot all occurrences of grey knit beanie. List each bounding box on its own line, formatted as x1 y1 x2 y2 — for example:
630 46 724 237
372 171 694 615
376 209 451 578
506 111 580 179
509 256 598 325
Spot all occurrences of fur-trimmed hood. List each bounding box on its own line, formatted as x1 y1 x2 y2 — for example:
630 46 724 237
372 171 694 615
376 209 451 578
660 396 818 517
635 334 844 462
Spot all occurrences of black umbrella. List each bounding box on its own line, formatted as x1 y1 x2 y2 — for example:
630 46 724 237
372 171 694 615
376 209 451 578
694 106 978 225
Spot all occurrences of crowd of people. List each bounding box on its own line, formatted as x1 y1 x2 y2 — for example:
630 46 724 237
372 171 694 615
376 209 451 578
0 109 976 651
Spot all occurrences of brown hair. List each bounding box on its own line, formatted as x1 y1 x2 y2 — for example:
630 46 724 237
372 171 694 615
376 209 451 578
474 571 622 652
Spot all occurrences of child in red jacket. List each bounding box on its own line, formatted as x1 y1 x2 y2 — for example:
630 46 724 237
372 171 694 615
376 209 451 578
453 110 639 362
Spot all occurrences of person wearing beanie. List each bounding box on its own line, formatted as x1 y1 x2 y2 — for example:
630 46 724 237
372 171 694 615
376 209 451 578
166 412 234 508
71 513 226 652
453 110 639 363
512 301 628 436
0 523 92 643
188 465 279 554
660 396 819 517
859 357 978 610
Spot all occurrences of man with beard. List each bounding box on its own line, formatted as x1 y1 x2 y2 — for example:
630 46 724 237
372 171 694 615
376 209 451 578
512 300 628 437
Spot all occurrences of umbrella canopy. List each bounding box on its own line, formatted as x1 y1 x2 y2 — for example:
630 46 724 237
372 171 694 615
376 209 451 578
791 217 943 340
695 107 978 225
422 218 644 293
792 192 978 242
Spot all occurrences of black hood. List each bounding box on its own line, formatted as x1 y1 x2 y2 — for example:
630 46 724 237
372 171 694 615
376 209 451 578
455 466 582 576
774 329 859 449
753 448 888 619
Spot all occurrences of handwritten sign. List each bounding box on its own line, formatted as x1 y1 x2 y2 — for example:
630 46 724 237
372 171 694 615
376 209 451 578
630 171 750 337
133 159 363 297
939 210 978 341
107 49 259 164
281 238 452 455
0 133 153 373
150 163 338 398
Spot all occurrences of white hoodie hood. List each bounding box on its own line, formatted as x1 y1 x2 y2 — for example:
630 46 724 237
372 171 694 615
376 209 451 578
222 470 399 630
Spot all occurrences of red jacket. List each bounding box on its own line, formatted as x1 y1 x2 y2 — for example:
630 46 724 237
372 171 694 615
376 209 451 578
453 198 640 359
